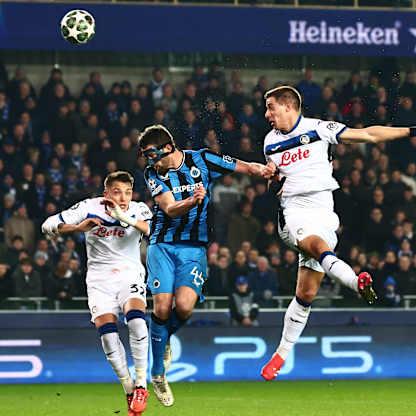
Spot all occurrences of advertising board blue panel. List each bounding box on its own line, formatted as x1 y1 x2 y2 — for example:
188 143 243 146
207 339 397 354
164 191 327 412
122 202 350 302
1 325 415 383
1 3 416 56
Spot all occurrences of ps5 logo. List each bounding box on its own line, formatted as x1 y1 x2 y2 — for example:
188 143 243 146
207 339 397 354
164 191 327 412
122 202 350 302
0 340 43 379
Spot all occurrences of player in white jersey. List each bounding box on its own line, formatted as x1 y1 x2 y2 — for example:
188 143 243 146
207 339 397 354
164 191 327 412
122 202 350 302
260 86 414 381
42 171 152 416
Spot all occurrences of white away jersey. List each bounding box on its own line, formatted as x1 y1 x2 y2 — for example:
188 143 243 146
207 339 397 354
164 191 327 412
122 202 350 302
59 197 152 273
264 116 347 199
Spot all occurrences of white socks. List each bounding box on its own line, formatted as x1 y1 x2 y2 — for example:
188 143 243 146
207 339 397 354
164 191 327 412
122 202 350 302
127 317 149 388
320 251 358 291
276 297 311 360
100 331 134 394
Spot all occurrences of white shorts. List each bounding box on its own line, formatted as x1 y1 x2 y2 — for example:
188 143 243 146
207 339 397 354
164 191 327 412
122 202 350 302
278 191 339 273
86 267 146 323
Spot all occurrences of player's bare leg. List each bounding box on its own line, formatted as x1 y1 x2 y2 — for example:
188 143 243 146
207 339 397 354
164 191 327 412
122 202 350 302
298 235 377 304
95 313 136 411
151 293 175 407
261 267 322 380
124 299 149 414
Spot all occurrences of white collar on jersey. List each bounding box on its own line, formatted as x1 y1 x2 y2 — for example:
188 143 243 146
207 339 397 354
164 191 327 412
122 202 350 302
275 114 303 135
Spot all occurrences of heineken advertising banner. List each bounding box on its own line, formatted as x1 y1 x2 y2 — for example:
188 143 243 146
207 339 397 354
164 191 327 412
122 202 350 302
1 3 416 56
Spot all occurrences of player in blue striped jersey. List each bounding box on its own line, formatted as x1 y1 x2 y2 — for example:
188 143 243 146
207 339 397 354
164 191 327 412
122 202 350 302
138 125 274 405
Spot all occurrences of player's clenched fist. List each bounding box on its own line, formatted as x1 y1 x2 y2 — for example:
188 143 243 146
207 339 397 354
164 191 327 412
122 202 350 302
261 161 277 179
76 217 102 232
192 184 206 205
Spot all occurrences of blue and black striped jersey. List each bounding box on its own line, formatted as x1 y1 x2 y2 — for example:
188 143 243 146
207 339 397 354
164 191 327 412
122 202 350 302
144 149 237 245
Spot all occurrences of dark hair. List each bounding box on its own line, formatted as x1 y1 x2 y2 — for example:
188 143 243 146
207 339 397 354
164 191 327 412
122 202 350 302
264 85 302 111
104 171 134 189
138 124 175 149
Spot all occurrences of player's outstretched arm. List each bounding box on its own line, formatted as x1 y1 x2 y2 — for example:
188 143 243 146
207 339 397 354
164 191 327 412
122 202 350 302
101 198 150 235
234 159 276 179
155 186 206 218
41 214 101 237
339 125 412 144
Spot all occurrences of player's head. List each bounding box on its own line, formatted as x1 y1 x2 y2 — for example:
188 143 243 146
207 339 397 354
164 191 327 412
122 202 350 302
138 124 177 171
264 85 302 131
103 171 134 211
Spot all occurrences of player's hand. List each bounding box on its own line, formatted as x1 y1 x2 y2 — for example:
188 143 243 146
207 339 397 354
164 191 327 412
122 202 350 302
76 217 102 232
101 198 123 219
192 185 206 205
261 161 277 179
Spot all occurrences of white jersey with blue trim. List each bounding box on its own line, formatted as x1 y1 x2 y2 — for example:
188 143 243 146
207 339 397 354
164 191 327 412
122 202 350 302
264 116 346 201
59 197 152 274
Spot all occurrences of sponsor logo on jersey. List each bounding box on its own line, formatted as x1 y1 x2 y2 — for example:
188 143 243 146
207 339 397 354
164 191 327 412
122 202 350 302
300 134 310 144
172 182 203 194
222 155 234 164
279 148 311 167
190 166 201 178
92 226 126 238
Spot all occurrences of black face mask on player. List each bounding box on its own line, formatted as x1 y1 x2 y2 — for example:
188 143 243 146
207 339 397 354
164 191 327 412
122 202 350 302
142 143 175 167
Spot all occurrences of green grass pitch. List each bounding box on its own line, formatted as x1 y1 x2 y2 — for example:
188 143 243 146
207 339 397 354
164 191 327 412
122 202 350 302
2 380 416 416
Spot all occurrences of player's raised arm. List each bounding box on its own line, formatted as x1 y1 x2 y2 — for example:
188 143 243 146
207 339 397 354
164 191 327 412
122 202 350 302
41 200 97 237
338 125 412 144
154 186 206 218
102 198 152 235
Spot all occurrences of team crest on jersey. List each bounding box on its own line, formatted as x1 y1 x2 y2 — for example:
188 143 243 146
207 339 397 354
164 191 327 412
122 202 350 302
153 279 160 289
148 179 157 190
326 122 338 131
300 134 310 145
190 166 201 178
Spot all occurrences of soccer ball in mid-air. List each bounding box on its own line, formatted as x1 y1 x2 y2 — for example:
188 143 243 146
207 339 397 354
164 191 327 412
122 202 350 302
60 9 95 45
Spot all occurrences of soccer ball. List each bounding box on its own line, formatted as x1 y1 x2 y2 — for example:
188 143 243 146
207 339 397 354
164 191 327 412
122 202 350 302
60 9 95 45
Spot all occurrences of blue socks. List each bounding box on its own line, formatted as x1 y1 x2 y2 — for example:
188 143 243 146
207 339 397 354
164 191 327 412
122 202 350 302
150 313 169 377
167 308 188 336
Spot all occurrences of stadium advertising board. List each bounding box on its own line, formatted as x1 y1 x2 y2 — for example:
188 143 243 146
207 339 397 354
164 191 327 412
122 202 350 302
1 3 416 56
0 326 415 383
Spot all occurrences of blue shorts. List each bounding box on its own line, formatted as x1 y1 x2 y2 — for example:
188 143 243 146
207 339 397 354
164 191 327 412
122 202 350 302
147 243 207 300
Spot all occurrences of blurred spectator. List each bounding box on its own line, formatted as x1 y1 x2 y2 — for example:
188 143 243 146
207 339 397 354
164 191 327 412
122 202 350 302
206 255 230 296
13 258 42 298
227 199 260 253
0 263 12 299
149 68 167 106
277 249 298 295
249 256 278 306
229 275 259 327
296 67 321 116
4 203 35 253
364 208 389 253
46 260 76 301
228 250 249 290
380 276 401 307
395 255 416 294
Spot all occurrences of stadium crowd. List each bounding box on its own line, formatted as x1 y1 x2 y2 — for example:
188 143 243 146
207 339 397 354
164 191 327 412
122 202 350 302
0 61 415 314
